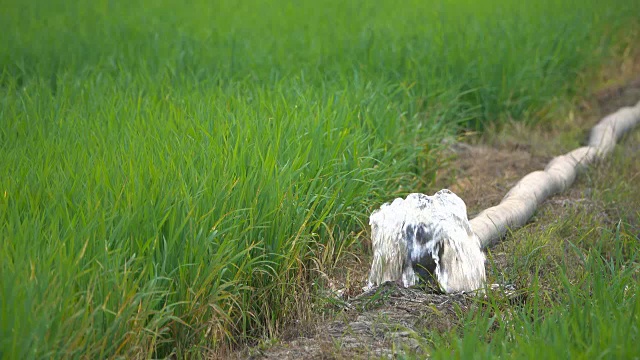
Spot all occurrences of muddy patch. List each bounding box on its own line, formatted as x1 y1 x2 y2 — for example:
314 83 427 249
439 144 548 215
246 284 475 359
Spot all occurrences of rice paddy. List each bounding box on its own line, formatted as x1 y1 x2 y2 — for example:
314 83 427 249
1 0 639 357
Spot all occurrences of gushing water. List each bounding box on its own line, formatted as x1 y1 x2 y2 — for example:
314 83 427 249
367 189 486 293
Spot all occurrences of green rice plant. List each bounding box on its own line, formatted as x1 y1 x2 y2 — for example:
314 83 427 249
1 0 640 357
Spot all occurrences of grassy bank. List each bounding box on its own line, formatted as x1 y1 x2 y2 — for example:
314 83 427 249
1 0 639 357
421 121 640 360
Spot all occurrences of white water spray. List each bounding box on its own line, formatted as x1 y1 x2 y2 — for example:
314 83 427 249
367 189 486 293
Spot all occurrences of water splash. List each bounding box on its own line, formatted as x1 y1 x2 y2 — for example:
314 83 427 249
367 189 486 293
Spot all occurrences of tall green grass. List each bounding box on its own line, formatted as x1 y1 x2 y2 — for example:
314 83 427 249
425 224 640 359
1 0 639 357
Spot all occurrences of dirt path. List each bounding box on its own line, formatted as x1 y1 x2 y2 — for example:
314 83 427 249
237 74 640 360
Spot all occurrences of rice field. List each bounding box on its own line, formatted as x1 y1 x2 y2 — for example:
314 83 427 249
1 0 639 357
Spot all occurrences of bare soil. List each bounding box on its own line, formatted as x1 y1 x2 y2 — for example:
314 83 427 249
236 69 640 360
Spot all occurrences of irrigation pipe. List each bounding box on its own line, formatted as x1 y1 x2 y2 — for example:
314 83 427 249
470 100 640 249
